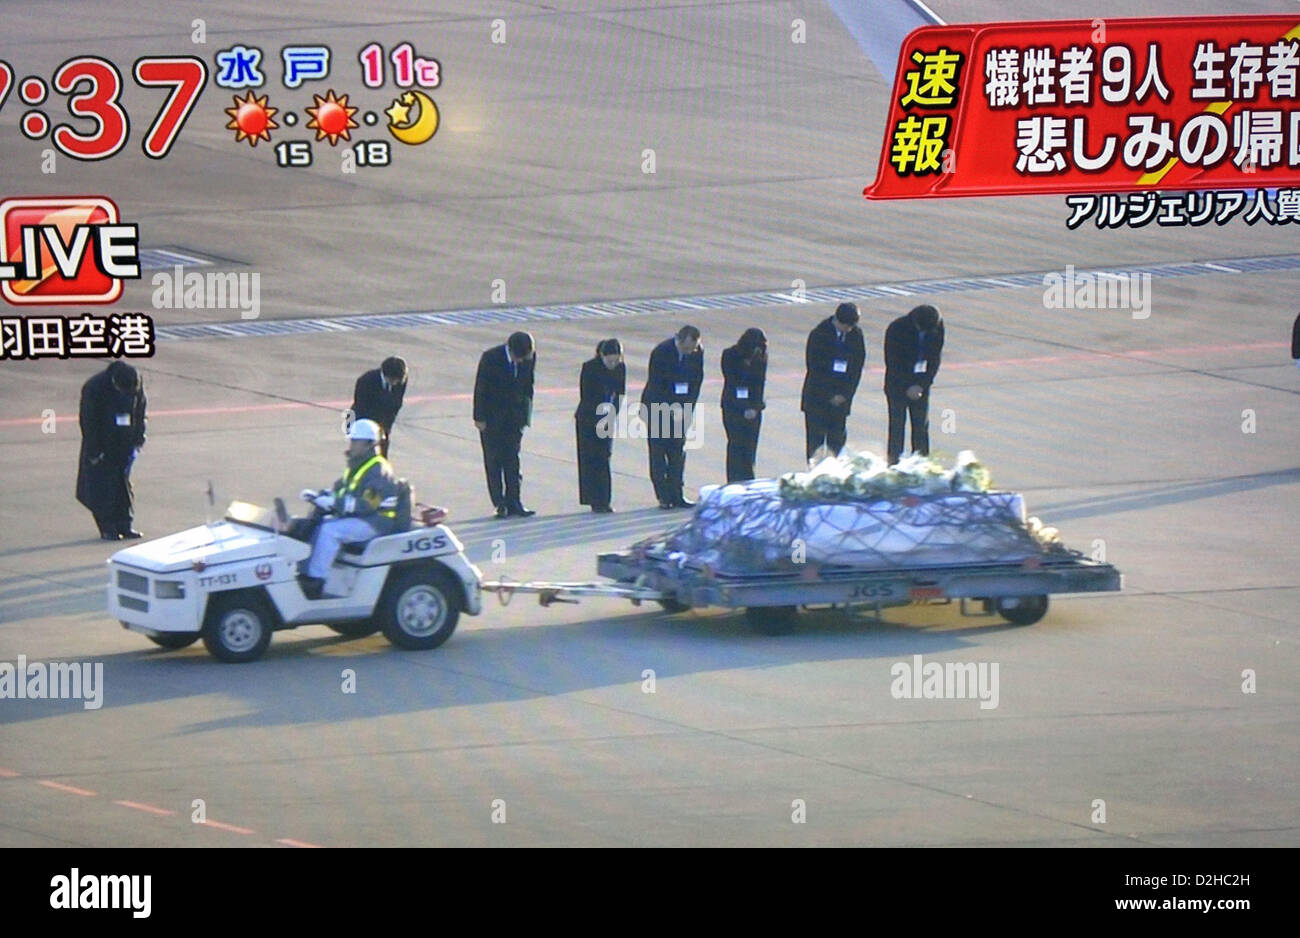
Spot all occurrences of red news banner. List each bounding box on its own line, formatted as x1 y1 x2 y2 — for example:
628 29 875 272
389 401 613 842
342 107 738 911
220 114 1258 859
864 15 1300 199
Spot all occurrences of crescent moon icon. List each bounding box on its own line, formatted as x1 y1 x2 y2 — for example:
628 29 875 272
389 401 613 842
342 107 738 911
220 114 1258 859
387 91 439 145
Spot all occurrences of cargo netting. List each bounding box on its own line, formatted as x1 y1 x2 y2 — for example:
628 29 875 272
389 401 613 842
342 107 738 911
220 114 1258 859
631 451 1066 574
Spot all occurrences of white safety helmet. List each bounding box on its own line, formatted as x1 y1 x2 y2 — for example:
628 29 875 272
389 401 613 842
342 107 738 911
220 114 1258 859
348 419 382 443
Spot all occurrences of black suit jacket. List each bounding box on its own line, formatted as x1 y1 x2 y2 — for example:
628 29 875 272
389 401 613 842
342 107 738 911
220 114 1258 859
473 344 535 432
720 344 766 416
641 338 703 407
351 368 405 430
883 315 945 391
801 317 866 414
76 368 147 511
78 368 146 461
576 357 626 424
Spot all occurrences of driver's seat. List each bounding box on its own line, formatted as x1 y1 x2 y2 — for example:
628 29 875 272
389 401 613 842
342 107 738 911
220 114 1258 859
392 479 413 532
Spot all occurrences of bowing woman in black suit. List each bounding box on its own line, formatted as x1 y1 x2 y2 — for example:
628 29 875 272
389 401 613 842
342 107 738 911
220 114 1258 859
720 328 768 483
575 338 626 512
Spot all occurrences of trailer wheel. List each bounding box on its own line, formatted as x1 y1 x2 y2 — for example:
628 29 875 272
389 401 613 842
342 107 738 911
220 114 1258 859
148 632 199 650
745 605 799 635
379 567 459 650
996 594 1049 626
202 592 274 663
327 621 380 638
657 597 690 614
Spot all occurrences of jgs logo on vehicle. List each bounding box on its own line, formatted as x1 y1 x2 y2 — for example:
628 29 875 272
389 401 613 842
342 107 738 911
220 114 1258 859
850 582 900 600
402 534 448 553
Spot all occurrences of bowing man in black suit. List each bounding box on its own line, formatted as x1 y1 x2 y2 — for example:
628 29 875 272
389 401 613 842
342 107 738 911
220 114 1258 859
1292 310 1300 368
640 325 704 509
351 356 407 457
576 338 626 512
883 304 945 466
473 331 536 518
76 362 147 540
801 302 867 461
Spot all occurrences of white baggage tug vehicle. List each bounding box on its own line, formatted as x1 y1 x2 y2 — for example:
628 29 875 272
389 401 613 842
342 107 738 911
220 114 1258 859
108 499 482 662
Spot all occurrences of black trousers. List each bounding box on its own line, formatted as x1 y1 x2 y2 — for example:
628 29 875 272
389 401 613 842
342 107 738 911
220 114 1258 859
723 410 761 483
804 408 848 461
95 465 134 534
576 418 613 507
886 386 930 464
480 426 523 509
86 458 135 536
647 436 687 505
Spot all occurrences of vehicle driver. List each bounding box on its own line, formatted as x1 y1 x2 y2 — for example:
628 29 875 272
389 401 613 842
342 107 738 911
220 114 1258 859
297 419 401 599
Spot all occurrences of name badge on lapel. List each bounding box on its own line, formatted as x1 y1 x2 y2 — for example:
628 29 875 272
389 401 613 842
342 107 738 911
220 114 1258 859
914 360 928 373
832 360 848 374
674 382 689 395
115 413 131 427
735 387 749 399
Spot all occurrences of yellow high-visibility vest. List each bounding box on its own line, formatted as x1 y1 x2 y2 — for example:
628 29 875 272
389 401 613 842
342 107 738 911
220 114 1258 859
335 455 397 518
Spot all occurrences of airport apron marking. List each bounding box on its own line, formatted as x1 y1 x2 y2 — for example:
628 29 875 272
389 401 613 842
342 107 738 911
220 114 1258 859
153 253 1300 342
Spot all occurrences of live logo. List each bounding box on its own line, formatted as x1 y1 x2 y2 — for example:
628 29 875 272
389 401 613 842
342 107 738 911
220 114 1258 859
0 196 140 305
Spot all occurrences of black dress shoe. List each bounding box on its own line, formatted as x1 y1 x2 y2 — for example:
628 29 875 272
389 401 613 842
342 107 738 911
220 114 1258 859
658 501 674 510
100 531 121 541
297 575 325 600
507 505 537 518
674 498 696 509
591 505 614 513
120 529 144 539
494 505 509 519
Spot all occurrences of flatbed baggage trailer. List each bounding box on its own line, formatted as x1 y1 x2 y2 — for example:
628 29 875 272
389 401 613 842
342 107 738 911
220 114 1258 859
595 548 1121 632
482 548 1122 635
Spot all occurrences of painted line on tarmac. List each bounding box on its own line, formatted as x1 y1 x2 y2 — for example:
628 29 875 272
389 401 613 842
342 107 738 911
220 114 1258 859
113 799 175 816
38 780 96 796
828 0 944 84
139 247 217 271
151 252 1300 342
0 340 1289 431
8 773 325 846
0 341 1289 429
